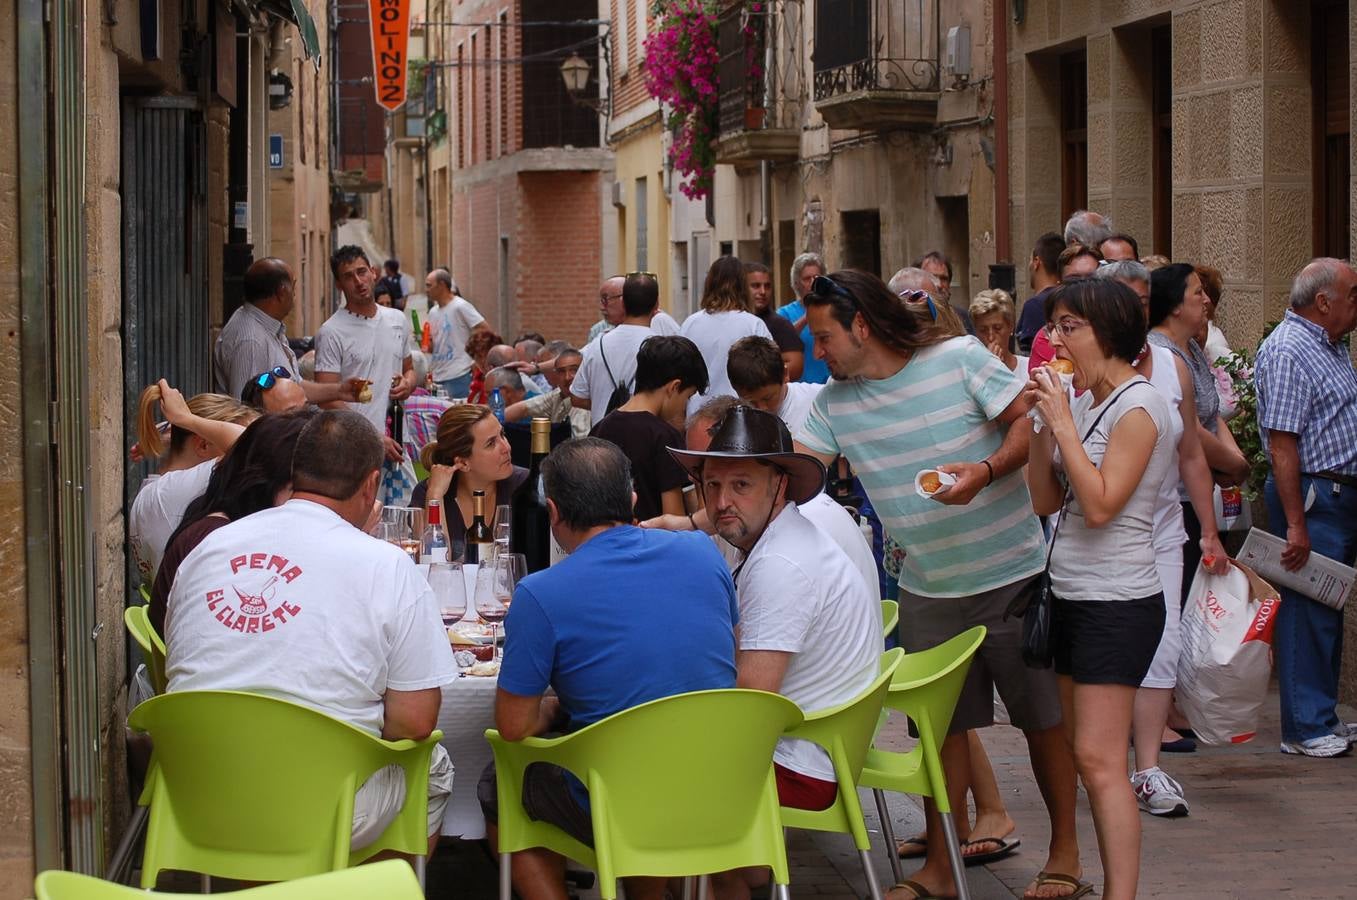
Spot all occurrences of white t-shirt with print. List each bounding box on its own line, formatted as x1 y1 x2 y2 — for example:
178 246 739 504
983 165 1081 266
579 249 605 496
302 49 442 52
428 296 485 381
680 310 773 417
315 305 412 435
572 324 656 427
165 499 457 738
777 381 824 434
129 459 217 587
736 504 881 781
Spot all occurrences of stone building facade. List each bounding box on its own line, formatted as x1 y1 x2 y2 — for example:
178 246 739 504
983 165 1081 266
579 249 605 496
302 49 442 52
0 0 326 889
1004 0 1357 700
420 0 615 347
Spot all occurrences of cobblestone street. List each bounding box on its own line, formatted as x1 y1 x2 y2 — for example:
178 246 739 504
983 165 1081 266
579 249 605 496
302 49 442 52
432 686 1357 900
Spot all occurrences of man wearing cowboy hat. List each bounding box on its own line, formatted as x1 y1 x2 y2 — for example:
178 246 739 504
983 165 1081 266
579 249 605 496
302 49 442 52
669 405 882 824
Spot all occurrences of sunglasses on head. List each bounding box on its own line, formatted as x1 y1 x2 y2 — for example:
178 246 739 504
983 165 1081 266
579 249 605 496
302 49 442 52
896 288 939 321
253 366 291 390
626 271 658 279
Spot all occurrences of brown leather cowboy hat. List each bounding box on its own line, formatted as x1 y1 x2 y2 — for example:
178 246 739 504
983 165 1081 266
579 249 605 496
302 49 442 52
667 405 827 505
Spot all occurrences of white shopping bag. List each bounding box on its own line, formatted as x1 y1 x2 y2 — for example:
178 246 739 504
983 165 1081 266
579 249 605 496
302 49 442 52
1211 485 1253 532
1174 561 1280 746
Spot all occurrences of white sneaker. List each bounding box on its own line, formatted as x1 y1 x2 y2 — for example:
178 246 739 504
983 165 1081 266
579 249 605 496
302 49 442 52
1131 767 1189 817
1280 734 1352 757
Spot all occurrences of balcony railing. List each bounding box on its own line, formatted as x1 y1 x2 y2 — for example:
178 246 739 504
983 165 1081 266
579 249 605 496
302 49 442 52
713 2 801 164
811 0 940 129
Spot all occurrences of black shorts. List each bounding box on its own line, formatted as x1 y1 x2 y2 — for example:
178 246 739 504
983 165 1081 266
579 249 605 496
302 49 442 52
477 760 594 847
1052 593 1165 686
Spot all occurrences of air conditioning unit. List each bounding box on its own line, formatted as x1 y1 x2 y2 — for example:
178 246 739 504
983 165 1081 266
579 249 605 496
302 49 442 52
944 26 971 83
611 180 625 208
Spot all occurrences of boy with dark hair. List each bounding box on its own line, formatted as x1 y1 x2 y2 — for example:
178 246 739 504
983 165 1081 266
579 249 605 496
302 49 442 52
727 336 823 432
591 335 709 521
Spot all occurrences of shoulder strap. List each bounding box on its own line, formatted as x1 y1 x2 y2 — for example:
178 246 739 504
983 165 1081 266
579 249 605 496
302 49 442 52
1044 378 1152 562
599 332 618 389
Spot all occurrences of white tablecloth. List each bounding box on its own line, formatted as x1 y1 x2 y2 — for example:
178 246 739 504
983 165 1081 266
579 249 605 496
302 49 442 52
437 672 500 838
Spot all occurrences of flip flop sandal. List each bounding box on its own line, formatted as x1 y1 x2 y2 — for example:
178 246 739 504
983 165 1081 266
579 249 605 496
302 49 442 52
1023 871 1094 900
888 880 948 900
895 835 928 859
961 835 1020 866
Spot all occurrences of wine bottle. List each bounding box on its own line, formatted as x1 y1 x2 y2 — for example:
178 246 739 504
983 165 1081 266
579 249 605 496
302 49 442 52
465 489 494 564
511 417 553 573
422 499 450 562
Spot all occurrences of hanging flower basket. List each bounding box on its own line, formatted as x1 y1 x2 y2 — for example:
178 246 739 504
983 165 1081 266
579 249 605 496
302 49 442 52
642 0 721 199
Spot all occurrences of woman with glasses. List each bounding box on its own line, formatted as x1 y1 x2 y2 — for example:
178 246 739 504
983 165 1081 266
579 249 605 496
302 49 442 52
1027 278 1177 900
1147 265 1249 597
679 256 772 417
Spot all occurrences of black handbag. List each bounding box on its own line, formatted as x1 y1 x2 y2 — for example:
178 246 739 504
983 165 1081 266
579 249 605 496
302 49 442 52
1005 379 1150 668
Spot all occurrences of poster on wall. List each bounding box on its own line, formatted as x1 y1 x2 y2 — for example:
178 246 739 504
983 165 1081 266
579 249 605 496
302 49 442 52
369 0 412 111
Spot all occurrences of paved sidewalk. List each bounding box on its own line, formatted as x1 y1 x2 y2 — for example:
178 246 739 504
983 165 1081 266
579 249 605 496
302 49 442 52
429 685 1356 900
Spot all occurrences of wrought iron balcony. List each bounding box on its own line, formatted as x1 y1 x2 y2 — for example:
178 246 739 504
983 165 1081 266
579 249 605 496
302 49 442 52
713 2 800 164
812 0 940 130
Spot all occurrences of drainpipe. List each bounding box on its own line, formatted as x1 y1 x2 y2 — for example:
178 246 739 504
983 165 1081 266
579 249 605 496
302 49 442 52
993 0 1011 263
758 5 775 252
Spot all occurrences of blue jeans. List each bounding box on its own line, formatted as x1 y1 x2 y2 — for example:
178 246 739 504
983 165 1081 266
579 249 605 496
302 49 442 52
437 372 473 399
1264 475 1357 741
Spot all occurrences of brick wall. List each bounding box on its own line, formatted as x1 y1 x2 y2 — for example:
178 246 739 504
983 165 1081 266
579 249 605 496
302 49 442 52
516 171 604 346
610 0 653 117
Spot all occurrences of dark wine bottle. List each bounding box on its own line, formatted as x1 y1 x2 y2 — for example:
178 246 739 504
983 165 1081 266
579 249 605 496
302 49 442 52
465 489 493 564
511 417 553 573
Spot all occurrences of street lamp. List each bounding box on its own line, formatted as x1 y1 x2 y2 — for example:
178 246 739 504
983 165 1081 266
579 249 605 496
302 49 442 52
559 53 601 111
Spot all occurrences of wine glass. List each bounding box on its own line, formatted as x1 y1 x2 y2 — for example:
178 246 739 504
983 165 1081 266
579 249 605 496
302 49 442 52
473 564 509 662
428 563 468 633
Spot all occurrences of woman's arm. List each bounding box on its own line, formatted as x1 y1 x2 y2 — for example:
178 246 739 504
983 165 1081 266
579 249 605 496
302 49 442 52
1173 361 1229 573
158 380 246 453
1197 414 1249 484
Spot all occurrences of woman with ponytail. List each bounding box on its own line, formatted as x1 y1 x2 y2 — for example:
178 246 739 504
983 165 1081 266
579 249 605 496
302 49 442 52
129 379 257 586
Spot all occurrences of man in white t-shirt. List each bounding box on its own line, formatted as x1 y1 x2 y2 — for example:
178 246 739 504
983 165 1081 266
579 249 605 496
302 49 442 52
572 274 661 427
425 268 488 398
165 410 457 852
315 246 416 463
726 335 823 434
670 406 880 846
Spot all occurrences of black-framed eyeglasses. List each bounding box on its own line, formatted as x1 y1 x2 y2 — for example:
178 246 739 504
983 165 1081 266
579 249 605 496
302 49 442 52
252 366 291 390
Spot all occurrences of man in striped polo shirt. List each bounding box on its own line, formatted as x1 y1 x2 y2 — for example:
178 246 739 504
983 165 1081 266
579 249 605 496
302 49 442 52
794 269 1081 900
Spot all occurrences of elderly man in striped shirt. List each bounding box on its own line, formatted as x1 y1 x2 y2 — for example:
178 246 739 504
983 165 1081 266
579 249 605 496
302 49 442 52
794 269 1082 900
1255 257 1357 759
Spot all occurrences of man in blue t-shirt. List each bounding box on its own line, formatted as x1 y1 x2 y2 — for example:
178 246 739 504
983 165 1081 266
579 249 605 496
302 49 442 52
777 251 829 384
478 437 738 900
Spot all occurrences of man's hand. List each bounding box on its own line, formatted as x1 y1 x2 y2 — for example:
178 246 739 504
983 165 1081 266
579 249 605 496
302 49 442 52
933 461 988 505
1282 520 1311 571
382 435 405 463
389 373 414 402
339 377 367 402
639 513 693 531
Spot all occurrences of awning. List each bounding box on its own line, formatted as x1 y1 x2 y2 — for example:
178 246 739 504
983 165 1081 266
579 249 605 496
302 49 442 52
255 0 323 64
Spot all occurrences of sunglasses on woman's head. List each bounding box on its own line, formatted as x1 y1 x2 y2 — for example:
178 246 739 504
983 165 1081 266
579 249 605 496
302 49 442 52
897 289 938 321
252 366 292 390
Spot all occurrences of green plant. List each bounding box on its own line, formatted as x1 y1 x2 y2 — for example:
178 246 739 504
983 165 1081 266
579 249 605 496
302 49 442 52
1217 347 1267 499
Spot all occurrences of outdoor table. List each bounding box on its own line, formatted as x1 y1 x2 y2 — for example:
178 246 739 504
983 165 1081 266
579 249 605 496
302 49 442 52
437 670 500 838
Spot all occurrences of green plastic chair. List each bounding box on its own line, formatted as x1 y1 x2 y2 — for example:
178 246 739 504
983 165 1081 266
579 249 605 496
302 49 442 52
124 605 167 696
36 859 423 899
859 626 987 900
138 584 151 605
127 690 442 889
777 647 905 900
487 688 804 900
880 599 899 642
